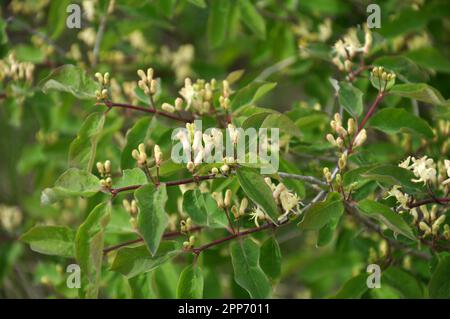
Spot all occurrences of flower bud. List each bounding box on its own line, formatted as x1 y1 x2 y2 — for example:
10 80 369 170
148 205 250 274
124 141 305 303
220 164 229 174
96 162 104 175
137 69 146 81
162 103 175 113
104 160 111 175
187 161 195 172
239 198 248 215
347 118 355 135
212 192 224 208
175 97 183 110
154 144 162 165
211 167 219 175
224 189 232 208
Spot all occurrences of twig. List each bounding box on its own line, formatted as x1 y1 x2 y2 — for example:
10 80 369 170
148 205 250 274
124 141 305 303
99 101 193 123
103 226 202 254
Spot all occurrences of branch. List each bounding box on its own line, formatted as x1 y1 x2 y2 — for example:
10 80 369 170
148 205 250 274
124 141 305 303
103 226 203 254
99 101 193 123
407 197 450 208
109 171 326 197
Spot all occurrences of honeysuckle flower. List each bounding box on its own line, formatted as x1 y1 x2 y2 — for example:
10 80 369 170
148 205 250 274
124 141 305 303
410 156 437 185
279 190 301 214
249 206 267 228
179 78 194 108
386 185 409 210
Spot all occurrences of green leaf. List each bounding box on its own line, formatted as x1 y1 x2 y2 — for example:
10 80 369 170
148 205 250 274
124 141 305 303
357 199 415 240
236 167 279 223
338 82 363 117
369 108 434 138
47 0 70 39
135 184 168 256
182 189 228 228
429 254 450 298
362 164 421 193
383 267 423 298
372 56 428 83
121 117 151 170
390 83 448 106
41 65 100 99
317 216 340 247
114 168 148 189
41 168 100 205
299 192 344 230
230 238 271 299
110 242 180 279
75 202 111 298
231 82 277 110
176 264 204 299
333 274 368 299
21 225 75 257
261 113 302 139
69 112 106 171
405 47 450 74
259 237 281 280
207 0 231 48
239 0 266 39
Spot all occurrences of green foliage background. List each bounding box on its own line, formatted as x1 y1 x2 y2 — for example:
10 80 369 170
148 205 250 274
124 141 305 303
0 0 450 299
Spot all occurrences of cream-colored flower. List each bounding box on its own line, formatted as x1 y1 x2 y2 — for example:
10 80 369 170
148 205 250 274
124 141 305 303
249 206 267 228
386 185 409 209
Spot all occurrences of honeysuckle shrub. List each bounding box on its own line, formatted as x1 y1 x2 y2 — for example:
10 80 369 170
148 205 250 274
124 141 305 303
1 0 450 299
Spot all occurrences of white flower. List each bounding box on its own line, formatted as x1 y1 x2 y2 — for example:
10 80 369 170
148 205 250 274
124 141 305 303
249 206 267 228
398 156 412 169
179 78 194 108
385 185 409 209
279 190 301 214
410 156 437 185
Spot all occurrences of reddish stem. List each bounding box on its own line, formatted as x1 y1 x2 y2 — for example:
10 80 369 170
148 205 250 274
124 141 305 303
99 101 193 123
408 197 450 208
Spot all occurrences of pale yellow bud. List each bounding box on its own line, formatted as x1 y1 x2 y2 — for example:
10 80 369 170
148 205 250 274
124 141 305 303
137 69 146 81
104 160 111 174
161 103 175 113
224 189 232 208
347 118 355 135
239 198 248 215
96 162 104 175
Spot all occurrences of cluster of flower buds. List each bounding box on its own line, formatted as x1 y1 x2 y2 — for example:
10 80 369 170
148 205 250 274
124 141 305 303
231 197 248 220
418 208 446 238
161 97 183 113
123 199 138 229
326 113 366 150
265 178 301 214
137 68 157 96
183 235 196 250
97 160 112 189
180 217 193 233
94 72 110 100
0 53 35 83
370 66 396 92
179 78 216 115
219 80 231 110
131 143 148 167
